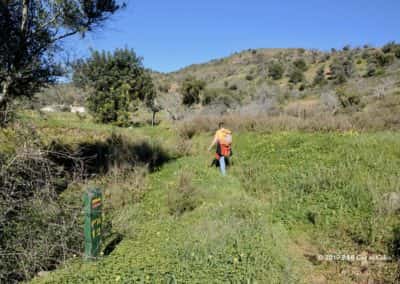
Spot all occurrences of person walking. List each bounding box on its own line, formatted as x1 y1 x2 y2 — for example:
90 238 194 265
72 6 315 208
208 122 232 175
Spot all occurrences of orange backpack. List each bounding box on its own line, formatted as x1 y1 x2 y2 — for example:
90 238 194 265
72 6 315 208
215 128 232 158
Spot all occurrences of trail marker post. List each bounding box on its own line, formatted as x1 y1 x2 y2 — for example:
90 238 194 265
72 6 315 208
83 187 102 260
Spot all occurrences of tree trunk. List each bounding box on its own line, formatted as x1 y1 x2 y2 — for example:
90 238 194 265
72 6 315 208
152 111 156 127
21 0 30 35
0 80 11 127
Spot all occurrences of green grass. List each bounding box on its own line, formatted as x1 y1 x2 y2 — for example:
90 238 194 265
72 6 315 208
28 116 400 283
16 111 178 148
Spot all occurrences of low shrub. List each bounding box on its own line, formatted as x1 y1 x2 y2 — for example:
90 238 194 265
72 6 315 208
395 46 400 59
102 167 148 210
390 226 400 258
178 122 198 139
175 137 193 156
365 63 378 77
293 58 308 71
371 51 395 67
167 172 200 216
245 74 254 81
229 84 238 91
335 88 362 109
329 57 353 84
288 67 305 84
313 66 326 86
268 61 284 80
382 41 398 53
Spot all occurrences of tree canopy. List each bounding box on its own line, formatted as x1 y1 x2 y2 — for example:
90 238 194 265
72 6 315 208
0 0 124 125
73 48 155 126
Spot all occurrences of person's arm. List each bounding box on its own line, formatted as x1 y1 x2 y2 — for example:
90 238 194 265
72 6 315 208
208 134 218 151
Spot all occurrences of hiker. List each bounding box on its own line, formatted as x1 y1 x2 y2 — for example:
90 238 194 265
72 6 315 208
208 122 232 175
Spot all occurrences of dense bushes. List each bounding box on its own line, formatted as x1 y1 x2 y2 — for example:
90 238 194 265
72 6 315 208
293 58 307 71
180 77 206 106
201 88 238 108
365 62 378 77
267 61 284 80
372 51 395 67
395 47 400 59
0 129 81 282
288 67 305 84
382 41 399 54
167 172 200 216
201 88 218 106
335 88 362 109
329 56 353 84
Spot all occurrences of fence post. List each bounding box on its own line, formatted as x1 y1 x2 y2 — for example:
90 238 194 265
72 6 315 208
83 187 102 260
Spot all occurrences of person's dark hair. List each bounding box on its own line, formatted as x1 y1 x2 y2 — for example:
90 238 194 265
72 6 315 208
218 122 224 128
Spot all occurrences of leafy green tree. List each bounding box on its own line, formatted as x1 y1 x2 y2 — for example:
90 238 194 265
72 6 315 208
0 0 124 126
268 62 284 80
73 48 155 126
180 77 206 106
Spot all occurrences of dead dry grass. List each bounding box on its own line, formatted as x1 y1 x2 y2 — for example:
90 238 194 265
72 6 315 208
178 94 400 133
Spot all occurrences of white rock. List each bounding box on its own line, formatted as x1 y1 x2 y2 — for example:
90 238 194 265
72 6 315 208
70 106 86 113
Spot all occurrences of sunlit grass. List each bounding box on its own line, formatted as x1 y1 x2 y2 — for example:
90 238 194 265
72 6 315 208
30 120 400 283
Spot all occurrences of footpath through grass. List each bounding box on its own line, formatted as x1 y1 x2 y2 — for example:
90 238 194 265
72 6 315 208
32 129 400 283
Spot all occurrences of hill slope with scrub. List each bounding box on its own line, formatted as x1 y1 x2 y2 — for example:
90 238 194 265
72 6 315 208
152 44 400 130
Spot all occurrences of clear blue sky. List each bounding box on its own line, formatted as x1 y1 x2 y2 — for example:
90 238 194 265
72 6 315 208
63 0 400 73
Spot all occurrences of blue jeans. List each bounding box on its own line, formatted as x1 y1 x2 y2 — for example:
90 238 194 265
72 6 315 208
219 156 226 176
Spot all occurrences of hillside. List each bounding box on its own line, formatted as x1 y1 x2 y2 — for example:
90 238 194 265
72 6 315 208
153 44 400 129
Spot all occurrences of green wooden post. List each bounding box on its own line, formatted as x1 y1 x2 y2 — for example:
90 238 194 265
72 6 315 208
83 187 102 260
